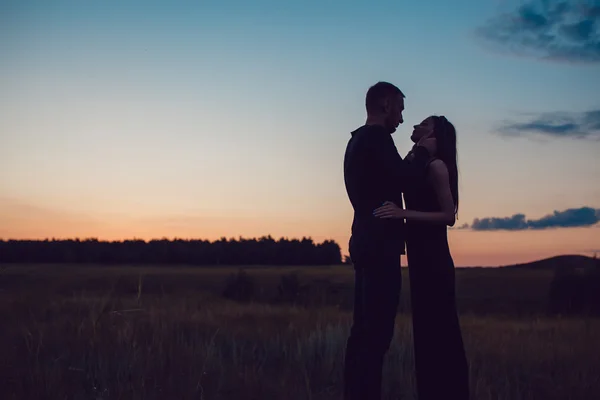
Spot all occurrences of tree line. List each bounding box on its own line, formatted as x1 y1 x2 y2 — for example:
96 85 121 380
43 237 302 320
0 236 342 266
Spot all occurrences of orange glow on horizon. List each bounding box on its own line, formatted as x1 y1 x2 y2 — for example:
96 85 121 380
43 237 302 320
2 197 598 267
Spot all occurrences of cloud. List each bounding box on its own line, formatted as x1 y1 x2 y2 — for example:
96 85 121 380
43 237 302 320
475 0 600 63
448 222 470 230
471 213 529 230
497 109 600 139
468 206 600 230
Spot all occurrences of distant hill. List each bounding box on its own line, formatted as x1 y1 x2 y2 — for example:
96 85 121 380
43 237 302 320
502 254 599 270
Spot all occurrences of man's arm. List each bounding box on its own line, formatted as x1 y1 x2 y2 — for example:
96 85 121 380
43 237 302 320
373 160 456 226
373 134 431 192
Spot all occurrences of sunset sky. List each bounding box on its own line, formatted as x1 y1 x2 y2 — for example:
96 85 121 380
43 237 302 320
1 0 599 266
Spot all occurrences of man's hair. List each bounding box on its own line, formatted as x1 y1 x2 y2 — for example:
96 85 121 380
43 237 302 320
365 81 405 114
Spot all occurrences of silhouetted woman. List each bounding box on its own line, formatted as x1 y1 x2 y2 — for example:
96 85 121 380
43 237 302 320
373 115 469 400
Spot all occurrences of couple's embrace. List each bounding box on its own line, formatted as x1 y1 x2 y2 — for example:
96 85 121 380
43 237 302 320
342 82 469 400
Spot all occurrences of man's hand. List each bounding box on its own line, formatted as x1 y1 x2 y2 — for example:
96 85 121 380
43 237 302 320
416 129 436 156
373 201 407 219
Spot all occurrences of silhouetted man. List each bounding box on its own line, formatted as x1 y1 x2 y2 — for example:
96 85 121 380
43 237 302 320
342 81 435 400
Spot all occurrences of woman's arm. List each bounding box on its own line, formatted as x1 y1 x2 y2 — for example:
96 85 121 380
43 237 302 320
373 160 456 226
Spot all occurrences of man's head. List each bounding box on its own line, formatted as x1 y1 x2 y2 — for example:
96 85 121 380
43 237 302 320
365 81 405 133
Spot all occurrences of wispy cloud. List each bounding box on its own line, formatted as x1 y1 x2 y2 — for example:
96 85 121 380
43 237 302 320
467 206 600 231
497 109 600 139
475 0 600 63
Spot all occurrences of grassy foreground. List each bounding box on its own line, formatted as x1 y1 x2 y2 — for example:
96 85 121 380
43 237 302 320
1 264 599 399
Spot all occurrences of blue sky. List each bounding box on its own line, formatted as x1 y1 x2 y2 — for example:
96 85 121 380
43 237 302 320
1 0 599 265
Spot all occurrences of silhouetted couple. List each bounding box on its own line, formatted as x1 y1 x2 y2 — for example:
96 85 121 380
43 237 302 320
342 82 469 400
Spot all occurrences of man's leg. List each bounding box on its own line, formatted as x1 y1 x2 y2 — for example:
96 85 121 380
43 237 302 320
361 258 402 399
343 244 402 400
343 265 366 399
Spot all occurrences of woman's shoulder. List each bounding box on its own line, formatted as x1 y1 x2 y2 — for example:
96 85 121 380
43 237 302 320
426 158 449 180
426 157 446 169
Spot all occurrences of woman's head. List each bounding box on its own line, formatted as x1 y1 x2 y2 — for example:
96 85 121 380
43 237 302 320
410 116 435 143
412 115 459 214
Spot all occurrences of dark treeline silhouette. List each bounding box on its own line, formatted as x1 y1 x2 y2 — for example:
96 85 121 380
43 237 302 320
0 236 342 266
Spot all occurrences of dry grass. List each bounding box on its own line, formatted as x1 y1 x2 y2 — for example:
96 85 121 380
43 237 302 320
1 264 599 400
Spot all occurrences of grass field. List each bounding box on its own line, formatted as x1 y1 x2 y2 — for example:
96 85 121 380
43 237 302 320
2 264 599 399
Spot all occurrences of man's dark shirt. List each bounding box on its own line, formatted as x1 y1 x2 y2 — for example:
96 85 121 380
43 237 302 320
343 124 429 255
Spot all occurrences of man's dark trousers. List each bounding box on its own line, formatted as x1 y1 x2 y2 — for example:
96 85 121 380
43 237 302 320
343 236 403 400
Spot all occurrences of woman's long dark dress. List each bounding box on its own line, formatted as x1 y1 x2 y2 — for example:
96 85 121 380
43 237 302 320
404 159 470 400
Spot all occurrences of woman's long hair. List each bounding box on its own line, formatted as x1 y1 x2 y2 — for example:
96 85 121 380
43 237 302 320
431 115 459 216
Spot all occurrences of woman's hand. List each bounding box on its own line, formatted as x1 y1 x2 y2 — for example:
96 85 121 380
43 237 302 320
373 201 407 219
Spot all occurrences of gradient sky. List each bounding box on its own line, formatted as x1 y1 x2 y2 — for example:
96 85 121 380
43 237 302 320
1 0 599 266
